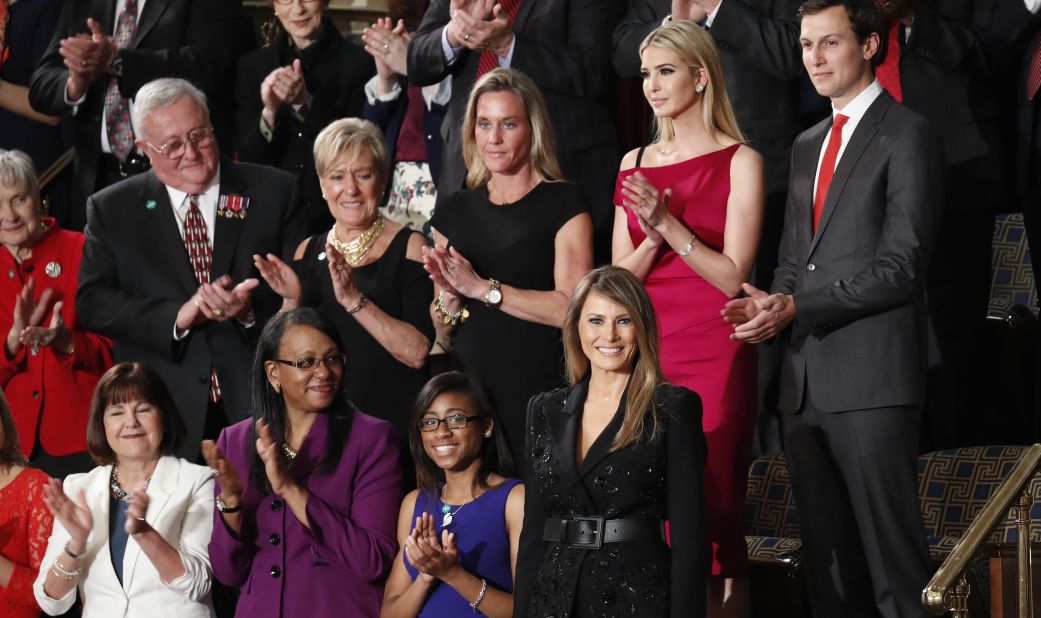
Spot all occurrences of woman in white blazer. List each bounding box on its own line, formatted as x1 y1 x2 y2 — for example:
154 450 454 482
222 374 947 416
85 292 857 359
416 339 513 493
33 362 215 617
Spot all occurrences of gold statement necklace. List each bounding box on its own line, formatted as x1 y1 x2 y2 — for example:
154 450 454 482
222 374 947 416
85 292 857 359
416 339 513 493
327 215 384 267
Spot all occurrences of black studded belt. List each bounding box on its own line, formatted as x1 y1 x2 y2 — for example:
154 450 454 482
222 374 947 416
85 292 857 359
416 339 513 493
541 516 666 550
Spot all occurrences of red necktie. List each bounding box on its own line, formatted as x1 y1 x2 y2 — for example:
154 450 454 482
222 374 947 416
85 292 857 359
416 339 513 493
813 114 849 231
184 195 222 402
876 21 903 103
104 0 138 160
476 0 522 78
1027 34 1041 101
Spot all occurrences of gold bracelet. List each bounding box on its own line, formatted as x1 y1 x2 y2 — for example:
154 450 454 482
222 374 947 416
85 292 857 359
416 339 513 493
434 290 469 326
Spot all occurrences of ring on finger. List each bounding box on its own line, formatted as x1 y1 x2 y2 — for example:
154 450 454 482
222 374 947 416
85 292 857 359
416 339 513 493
383 43 390 54
463 33 471 41
212 307 226 318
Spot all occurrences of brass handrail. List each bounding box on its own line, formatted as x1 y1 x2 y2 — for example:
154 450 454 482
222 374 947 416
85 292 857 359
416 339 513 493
922 443 1041 616
37 148 73 191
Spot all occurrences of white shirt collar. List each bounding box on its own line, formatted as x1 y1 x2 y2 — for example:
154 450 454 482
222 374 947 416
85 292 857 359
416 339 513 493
832 79 883 123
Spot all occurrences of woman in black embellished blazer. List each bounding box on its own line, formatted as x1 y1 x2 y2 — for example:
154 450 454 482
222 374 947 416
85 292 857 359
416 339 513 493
513 265 708 618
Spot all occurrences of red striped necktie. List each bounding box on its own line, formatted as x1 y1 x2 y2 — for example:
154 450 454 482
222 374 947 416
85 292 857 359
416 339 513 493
184 195 222 402
476 0 523 78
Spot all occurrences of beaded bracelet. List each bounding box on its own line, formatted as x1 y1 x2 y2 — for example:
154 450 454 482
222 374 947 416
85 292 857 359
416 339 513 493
435 290 469 326
470 578 488 613
51 559 82 580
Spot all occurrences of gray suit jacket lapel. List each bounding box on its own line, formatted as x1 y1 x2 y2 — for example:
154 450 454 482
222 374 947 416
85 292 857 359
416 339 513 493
809 93 892 257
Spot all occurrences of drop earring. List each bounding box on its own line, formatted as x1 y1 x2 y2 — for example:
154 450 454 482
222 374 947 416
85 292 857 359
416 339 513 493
273 383 281 394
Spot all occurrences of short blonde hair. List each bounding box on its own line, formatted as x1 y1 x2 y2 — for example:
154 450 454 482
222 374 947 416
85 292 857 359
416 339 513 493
640 20 745 145
461 68 562 189
313 118 390 187
562 266 666 450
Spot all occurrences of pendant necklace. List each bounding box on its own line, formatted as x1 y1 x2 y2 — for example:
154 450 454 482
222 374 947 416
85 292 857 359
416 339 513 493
439 485 475 528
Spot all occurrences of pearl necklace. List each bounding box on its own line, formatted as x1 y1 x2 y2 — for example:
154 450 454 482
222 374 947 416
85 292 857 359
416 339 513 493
327 216 384 267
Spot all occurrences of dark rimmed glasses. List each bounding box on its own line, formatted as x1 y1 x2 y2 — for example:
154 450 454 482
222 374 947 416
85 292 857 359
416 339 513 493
274 353 347 371
145 127 216 160
415 414 487 432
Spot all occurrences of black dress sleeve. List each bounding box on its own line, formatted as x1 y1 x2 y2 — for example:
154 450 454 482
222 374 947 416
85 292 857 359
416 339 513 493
397 232 436 343
551 182 591 233
513 393 551 618
293 234 325 308
663 386 708 618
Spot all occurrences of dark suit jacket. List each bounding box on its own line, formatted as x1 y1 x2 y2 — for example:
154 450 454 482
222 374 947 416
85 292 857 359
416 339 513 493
28 0 253 230
361 76 447 186
75 160 307 455
235 20 374 236
513 379 707 618
890 0 1013 211
771 91 945 413
407 0 624 202
612 0 804 193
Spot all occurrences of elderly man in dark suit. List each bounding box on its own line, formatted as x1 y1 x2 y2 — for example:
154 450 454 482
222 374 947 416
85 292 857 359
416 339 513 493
28 0 252 231
723 0 944 615
407 0 624 262
76 78 306 458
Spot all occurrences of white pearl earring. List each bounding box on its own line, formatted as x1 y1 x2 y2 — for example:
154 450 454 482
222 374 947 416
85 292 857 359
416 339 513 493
696 85 704 93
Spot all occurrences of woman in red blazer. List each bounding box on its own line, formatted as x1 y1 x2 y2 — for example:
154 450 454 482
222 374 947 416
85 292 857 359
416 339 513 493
0 149 112 478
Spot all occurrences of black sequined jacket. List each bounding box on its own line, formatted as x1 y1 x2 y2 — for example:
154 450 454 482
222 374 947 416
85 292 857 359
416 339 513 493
513 377 708 618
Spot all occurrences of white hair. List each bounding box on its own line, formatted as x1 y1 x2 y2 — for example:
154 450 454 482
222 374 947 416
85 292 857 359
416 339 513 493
0 150 40 205
131 78 210 140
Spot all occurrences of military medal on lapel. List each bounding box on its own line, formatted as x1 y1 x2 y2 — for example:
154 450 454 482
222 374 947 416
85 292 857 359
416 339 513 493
217 194 250 220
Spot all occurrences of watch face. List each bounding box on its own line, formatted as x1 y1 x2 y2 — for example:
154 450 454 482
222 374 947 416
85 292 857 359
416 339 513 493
486 289 503 305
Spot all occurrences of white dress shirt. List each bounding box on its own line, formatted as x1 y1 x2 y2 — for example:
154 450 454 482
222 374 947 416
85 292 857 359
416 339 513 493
812 80 884 204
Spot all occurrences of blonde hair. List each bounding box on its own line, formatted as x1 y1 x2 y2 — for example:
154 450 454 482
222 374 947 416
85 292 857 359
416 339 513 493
562 266 666 450
313 118 390 187
461 68 562 189
640 20 745 145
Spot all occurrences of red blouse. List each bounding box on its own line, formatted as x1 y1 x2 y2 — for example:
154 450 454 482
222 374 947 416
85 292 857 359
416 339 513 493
0 218 113 456
0 467 53 618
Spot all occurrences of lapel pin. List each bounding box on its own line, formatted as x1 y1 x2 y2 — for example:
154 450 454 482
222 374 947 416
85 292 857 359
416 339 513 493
45 262 62 278
318 251 327 261
7 268 13 280
145 199 157 210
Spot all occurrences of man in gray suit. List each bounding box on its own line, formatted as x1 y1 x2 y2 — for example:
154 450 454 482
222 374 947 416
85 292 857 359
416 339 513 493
723 0 943 614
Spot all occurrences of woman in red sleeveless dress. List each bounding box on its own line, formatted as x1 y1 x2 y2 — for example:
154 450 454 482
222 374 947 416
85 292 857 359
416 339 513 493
612 20 764 618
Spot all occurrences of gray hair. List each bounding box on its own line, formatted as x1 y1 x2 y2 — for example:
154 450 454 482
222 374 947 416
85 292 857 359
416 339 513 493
131 78 210 140
0 150 40 207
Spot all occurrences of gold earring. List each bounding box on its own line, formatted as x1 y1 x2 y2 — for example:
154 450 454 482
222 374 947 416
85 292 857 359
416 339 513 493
484 431 492 438
273 383 281 394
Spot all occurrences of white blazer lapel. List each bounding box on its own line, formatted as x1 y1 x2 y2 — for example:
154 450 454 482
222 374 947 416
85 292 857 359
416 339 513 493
121 456 177 595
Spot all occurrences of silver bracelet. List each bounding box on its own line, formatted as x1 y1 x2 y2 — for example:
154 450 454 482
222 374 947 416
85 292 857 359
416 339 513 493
677 233 697 257
469 578 488 612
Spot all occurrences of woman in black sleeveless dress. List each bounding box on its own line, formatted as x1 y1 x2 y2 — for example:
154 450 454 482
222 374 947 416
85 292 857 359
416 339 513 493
422 68 593 462
255 118 433 488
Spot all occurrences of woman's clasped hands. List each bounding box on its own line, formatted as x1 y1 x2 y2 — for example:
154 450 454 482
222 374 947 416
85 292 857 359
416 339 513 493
405 512 461 584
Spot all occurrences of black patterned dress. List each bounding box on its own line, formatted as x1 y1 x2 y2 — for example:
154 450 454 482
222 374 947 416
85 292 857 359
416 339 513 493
513 379 709 618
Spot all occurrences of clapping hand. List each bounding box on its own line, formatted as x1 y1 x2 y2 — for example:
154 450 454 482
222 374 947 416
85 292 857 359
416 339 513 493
260 60 310 124
6 278 66 357
449 2 513 57
255 419 295 497
362 17 411 89
42 479 93 554
671 0 711 22
721 283 796 343
124 484 151 535
254 253 302 311
177 275 259 331
421 245 484 299
405 512 460 582
59 18 118 100
325 244 365 311
620 172 671 231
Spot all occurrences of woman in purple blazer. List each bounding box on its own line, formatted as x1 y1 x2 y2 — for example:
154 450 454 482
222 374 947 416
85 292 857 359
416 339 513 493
202 307 403 617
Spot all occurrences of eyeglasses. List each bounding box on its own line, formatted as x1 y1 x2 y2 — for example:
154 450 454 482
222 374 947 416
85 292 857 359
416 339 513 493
274 353 348 370
273 0 321 5
145 127 216 160
415 414 487 432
